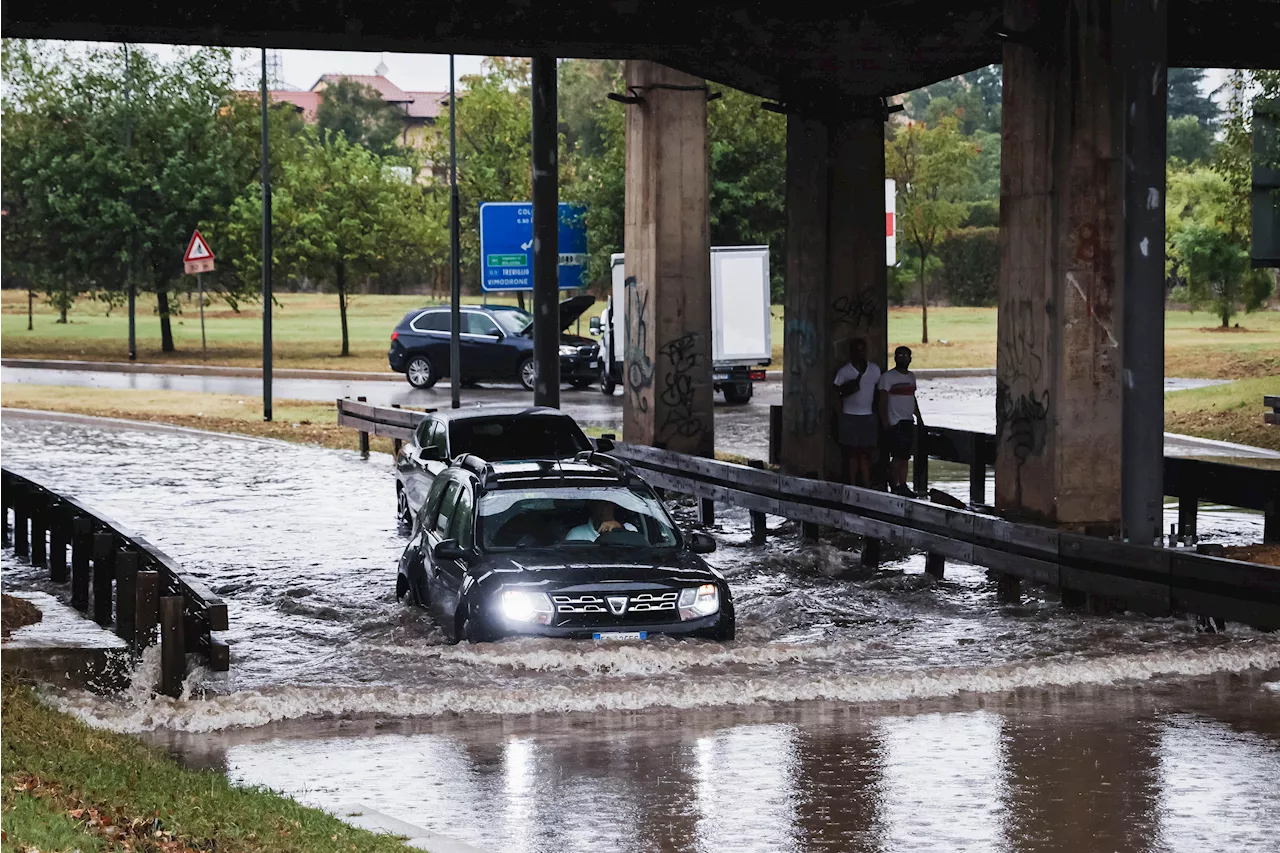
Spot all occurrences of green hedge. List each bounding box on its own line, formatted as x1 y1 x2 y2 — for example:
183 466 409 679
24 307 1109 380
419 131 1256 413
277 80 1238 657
936 227 1001 306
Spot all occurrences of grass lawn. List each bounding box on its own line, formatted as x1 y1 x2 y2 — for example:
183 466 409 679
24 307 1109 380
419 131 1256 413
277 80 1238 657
1165 377 1280 452
4 290 1277 379
1 679 416 853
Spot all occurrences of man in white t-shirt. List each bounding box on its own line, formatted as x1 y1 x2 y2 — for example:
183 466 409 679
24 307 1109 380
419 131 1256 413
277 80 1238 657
833 338 882 487
877 345 925 497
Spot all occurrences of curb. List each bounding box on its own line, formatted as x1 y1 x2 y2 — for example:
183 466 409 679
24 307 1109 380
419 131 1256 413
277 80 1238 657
337 803 495 853
3 358 999 384
1164 431 1280 459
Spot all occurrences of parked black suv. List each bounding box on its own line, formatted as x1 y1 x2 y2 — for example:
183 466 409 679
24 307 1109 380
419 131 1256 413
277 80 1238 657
396 454 734 644
394 405 596 528
388 296 601 390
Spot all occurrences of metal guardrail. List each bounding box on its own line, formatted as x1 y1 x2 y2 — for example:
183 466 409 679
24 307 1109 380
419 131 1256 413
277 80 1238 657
1266 395 1279 426
335 399 1280 630
2 467 228 695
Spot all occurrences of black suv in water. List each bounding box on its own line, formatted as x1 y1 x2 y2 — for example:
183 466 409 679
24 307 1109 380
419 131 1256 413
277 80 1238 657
388 296 601 390
393 406 596 528
396 454 734 644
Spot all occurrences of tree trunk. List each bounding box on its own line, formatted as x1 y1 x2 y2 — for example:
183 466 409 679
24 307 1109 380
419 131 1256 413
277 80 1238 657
158 290 175 352
27 289 33 331
919 255 929 344
338 263 350 357
1221 307 1229 328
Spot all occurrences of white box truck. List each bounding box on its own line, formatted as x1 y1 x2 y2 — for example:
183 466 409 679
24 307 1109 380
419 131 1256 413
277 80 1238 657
591 246 772 404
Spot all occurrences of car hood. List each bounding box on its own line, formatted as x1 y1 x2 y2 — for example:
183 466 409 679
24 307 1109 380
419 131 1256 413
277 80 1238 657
559 294 596 331
474 547 720 589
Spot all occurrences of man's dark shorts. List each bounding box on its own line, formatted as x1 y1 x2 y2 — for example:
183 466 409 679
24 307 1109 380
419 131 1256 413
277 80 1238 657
839 414 878 449
886 420 915 456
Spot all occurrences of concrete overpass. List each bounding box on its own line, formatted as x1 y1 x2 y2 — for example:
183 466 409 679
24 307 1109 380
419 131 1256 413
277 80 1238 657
5 0 1279 543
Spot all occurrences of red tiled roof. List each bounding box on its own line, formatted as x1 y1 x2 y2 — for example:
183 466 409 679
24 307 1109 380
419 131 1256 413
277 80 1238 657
268 90 322 121
312 75 446 121
403 91 448 120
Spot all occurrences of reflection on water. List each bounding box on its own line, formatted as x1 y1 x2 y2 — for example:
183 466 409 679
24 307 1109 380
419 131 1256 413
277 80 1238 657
154 679 1279 853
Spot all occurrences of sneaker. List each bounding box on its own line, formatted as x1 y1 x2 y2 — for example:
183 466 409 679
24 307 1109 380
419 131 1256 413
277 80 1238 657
891 484 916 498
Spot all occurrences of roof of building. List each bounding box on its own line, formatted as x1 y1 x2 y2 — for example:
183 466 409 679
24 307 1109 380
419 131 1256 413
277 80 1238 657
311 74 447 119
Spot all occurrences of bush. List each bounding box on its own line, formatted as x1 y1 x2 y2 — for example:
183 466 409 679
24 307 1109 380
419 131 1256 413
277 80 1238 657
964 200 1000 228
936 227 1001 306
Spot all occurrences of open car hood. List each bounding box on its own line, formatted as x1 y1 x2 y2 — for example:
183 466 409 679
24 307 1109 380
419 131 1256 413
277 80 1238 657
559 295 596 332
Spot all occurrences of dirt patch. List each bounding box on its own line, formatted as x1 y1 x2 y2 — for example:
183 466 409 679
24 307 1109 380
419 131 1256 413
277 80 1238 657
2 594 43 638
1196 326 1257 333
1224 544 1280 567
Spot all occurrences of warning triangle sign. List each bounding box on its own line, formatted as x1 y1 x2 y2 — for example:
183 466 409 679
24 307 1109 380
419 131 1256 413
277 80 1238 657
184 230 214 262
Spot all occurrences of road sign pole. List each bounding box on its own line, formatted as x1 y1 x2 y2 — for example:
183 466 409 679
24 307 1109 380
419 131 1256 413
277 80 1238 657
260 48 273 423
531 55 560 409
198 273 207 359
125 45 137 362
449 53 462 410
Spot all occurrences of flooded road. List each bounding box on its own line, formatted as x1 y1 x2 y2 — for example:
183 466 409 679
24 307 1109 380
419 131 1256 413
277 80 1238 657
156 677 1280 853
3 411 1278 852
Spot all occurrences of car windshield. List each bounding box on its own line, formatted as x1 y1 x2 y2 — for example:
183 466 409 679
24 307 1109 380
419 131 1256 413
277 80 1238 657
491 308 533 335
449 417 590 460
478 485 679 551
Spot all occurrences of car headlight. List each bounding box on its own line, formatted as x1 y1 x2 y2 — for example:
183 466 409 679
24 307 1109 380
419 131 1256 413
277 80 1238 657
501 589 554 625
558 344 578 356
678 584 720 620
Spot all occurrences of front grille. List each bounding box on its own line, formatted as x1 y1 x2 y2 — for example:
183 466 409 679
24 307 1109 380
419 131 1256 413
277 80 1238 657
551 591 678 616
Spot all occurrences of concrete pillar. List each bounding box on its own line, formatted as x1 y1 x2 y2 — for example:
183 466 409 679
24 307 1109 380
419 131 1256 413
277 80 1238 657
996 0 1129 530
781 104 889 480
622 61 714 457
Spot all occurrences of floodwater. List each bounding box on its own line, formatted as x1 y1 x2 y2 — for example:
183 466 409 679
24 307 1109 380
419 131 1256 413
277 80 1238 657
3 410 1278 853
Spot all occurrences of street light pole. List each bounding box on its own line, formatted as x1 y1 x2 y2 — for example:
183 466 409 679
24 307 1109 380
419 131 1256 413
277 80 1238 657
261 47 274 422
449 54 462 410
125 44 136 361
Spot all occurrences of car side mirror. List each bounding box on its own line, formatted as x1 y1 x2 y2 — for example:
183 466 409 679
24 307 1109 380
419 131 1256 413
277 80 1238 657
433 538 468 561
592 436 615 452
689 532 717 554
589 316 602 335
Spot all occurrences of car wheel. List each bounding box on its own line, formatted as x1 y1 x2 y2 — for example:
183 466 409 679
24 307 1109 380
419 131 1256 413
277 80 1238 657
713 616 736 642
406 356 437 389
518 356 537 392
600 368 617 396
461 606 494 644
396 486 412 531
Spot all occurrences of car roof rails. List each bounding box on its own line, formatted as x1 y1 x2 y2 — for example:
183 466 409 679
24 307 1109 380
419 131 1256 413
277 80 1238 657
453 453 497 488
573 450 643 483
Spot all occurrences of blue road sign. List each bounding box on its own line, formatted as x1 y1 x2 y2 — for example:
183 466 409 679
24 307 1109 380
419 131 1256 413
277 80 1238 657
479 202 587 292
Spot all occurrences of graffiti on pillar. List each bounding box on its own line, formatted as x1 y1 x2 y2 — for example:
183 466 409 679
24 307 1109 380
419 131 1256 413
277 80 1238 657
623 276 654 413
784 318 820 437
831 292 878 331
997 296 1050 505
656 332 706 440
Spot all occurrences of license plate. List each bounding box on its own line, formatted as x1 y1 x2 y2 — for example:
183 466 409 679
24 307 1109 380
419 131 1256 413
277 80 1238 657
589 360 599 368
593 631 647 641
713 373 730 381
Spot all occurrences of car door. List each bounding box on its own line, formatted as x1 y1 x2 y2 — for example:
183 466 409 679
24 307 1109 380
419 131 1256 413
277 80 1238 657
462 311 504 379
424 479 462 621
437 483 475 624
411 310 452 375
402 418 446 512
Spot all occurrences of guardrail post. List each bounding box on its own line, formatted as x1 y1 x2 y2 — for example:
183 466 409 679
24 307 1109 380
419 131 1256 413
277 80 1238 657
71 517 93 611
13 484 30 558
29 490 47 569
160 595 186 698
136 569 160 649
861 536 881 568
1060 586 1086 609
357 396 370 458
92 532 116 626
1264 495 1277 545
912 433 929 497
967 434 985 505
698 497 715 528
748 460 768 544
1 471 11 545
802 522 820 542
996 573 1020 605
115 550 139 644
48 502 69 583
391 403 403 456
1177 494 1197 540
925 553 946 579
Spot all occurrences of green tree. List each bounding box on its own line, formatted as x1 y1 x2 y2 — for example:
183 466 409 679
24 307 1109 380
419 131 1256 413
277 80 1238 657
1168 68 1219 129
1171 224 1271 326
885 115 978 342
1167 114 1215 165
315 77 406 157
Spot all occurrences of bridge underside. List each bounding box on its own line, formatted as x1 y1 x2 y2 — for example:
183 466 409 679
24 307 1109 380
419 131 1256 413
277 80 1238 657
4 1 1278 100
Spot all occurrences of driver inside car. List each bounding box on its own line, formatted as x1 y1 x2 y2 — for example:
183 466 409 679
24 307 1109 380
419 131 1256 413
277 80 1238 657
564 501 634 542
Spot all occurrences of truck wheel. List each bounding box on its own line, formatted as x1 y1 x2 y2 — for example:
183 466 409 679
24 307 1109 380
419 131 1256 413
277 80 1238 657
600 368 617 396
722 382 753 405
406 356 438 389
